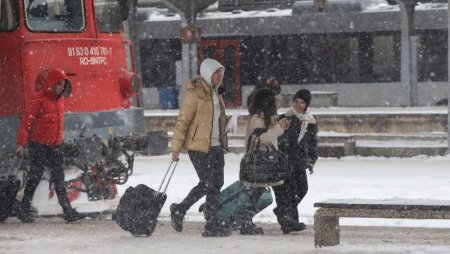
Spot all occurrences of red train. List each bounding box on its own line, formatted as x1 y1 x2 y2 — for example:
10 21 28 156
0 0 144 211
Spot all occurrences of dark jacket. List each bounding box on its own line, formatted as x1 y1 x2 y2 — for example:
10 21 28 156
17 69 69 146
278 113 318 171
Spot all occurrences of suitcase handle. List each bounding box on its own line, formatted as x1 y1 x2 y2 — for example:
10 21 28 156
8 155 23 177
157 160 178 194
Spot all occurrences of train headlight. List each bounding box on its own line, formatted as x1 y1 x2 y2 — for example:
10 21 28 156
118 69 140 98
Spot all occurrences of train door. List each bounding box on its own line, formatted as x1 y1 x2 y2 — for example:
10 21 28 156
198 38 241 108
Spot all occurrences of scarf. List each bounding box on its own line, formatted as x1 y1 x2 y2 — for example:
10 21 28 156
285 106 316 143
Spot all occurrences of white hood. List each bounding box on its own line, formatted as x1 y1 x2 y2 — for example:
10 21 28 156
200 58 225 87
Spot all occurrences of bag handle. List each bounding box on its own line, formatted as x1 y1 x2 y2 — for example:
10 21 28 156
8 155 23 177
246 128 270 153
157 160 178 194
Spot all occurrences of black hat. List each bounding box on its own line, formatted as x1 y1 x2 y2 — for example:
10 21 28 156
293 89 312 107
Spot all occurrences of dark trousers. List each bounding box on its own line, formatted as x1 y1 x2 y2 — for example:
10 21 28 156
178 146 225 227
21 141 73 214
272 166 308 223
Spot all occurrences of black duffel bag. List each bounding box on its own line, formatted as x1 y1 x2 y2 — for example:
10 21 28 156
239 129 289 184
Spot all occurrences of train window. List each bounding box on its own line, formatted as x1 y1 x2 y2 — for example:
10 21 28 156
0 0 19 31
94 0 121 33
24 0 85 32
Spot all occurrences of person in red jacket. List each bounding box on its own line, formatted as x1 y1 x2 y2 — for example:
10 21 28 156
15 68 85 223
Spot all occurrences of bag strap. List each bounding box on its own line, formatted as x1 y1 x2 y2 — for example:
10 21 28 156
246 128 268 153
157 160 179 194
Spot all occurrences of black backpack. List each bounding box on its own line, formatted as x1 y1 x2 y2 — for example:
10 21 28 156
114 184 167 237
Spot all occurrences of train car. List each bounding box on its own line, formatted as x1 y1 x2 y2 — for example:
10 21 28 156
0 0 144 214
137 0 448 108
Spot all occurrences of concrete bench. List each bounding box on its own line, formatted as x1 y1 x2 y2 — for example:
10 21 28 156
314 199 450 247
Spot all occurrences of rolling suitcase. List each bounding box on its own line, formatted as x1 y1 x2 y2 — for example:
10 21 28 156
199 180 273 229
0 156 23 222
114 160 178 237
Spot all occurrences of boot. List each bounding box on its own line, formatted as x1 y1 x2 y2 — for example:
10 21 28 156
170 203 185 232
239 209 264 235
281 222 306 234
240 222 264 235
18 177 40 223
290 206 300 223
202 223 232 237
54 181 85 223
17 207 34 223
273 207 287 227
274 207 306 234
64 208 86 223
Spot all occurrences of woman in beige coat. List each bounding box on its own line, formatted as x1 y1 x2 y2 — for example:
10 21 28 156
170 58 231 237
240 88 290 235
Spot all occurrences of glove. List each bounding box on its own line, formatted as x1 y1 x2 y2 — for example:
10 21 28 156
225 113 238 134
15 145 24 157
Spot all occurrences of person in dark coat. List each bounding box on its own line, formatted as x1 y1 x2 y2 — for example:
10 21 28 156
273 88 318 233
15 68 85 224
246 75 281 109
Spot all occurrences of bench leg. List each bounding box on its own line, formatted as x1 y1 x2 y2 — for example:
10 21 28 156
314 210 339 247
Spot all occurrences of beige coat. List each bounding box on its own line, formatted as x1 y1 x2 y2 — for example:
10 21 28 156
171 75 228 154
245 114 283 152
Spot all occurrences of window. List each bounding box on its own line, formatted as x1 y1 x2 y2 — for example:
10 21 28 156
418 29 448 82
24 0 85 32
371 34 400 82
94 0 121 33
0 0 19 31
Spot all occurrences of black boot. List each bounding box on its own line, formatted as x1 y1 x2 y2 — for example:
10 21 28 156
283 207 306 234
64 208 86 223
170 203 185 232
290 206 300 223
239 208 264 235
202 223 232 237
281 222 306 234
273 207 287 227
17 207 34 223
54 181 85 223
240 222 264 235
18 176 40 223
274 207 306 234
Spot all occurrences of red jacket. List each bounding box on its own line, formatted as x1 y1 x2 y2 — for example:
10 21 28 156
17 69 69 146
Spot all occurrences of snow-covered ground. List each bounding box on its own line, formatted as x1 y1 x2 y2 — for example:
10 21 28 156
121 154 450 228
2 153 450 253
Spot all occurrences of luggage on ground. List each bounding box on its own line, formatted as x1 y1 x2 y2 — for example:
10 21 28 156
114 160 178 237
199 180 273 229
0 156 23 222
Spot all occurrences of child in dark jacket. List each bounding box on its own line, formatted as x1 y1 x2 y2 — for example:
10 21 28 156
274 89 318 233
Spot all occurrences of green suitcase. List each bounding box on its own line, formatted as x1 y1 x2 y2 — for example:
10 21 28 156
199 180 273 229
